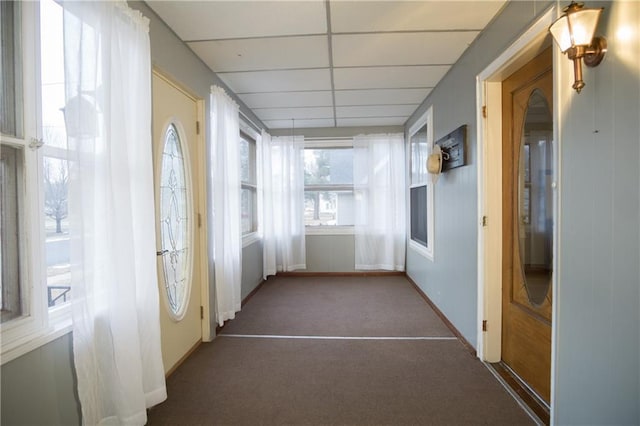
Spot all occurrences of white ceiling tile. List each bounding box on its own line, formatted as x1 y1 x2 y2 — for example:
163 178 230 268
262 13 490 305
333 32 479 68
337 117 407 127
239 91 333 109
188 36 329 73
254 107 334 121
335 88 431 106
264 119 335 129
148 1 327 41
330 1 506 33
336 105 418 119
219 69 332 94
333 66 449 90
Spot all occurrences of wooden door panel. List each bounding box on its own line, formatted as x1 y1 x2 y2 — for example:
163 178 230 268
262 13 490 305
152 71 202 374
502 47 553 403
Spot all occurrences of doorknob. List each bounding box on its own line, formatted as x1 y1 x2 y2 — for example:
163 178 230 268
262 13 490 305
156 249 169 256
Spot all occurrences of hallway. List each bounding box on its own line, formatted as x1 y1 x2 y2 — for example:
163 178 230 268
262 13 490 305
148 276 536 425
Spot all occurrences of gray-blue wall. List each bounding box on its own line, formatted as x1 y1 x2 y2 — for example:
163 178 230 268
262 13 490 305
1 334 80 425
553 2 639 423
405 1 639 424
405 0 553 350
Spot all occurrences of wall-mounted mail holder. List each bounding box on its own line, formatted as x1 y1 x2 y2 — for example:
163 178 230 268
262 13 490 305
435 124 466 172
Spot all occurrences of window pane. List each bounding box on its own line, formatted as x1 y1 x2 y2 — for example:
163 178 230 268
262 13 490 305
410 124 428 185
240 137 250 182
410 185 427 246
304 148 353 185
304 190 354 226
240 133 255 184
43 157 70 307
40 0 67 149
241 187 257 234
1 1 22 137
1 144 23 322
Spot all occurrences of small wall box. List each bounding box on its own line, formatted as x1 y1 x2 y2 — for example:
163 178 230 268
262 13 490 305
436 125 466 172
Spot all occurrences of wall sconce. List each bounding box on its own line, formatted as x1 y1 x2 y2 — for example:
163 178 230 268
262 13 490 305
549 2 607 93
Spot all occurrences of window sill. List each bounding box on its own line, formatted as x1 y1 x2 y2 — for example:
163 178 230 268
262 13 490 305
408 239 434 261
305 226 354 236
242 232 261 248
1 312 72 365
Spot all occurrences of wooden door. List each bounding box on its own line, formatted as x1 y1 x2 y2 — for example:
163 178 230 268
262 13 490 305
152 71 204 374
501 48 554 404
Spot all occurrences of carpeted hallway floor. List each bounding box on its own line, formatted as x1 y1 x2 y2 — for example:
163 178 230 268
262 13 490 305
147 275 537 425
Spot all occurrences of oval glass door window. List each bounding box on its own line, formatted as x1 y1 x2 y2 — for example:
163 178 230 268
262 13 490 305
519 89 553 306
159 123 191 320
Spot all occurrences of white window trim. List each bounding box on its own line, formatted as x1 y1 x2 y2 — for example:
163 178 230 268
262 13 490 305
242 231 261 248
1 0 72 365
407 106 435 261
305 225 355 236
240 122 259 238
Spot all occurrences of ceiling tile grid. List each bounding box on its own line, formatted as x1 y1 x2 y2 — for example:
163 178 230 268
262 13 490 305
148 0 507 129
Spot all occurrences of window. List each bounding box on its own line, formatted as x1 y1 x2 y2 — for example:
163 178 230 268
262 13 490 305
240 130 257 236
408 107 434 259
40 0 70 309
1 0 71 363
304 145 354 228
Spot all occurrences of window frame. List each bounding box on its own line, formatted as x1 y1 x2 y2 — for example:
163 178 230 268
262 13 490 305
407 107 435 260
1 0 72 365
303 139 355 235
239 121 259 246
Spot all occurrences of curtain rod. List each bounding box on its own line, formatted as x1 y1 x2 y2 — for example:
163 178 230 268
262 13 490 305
303 136 353 141
239 110 263 133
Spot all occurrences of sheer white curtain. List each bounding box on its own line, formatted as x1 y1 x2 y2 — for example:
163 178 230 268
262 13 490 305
210 86 242 326
63 2 166 424
353 133 406 271
262 134 306 275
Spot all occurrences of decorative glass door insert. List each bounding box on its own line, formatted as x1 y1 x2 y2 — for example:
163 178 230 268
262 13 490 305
159 123 191 320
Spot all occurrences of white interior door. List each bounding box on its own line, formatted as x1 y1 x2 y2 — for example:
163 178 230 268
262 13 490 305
152 71 205 374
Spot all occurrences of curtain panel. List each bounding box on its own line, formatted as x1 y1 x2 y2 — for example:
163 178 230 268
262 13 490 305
210 86 242 326
353 133 406 271
63 2 166 424
262 135 306 276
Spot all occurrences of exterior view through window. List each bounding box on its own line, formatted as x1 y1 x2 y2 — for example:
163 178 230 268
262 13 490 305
304 147 354 227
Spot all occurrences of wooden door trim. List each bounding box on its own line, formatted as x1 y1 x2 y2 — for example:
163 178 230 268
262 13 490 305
476 5 556 364
475 5 563 420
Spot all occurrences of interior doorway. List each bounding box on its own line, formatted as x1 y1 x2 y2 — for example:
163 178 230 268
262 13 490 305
152 70 209 375
476 6 558 424
501 47 553 405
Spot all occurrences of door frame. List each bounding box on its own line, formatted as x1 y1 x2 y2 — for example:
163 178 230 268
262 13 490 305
152 67 212 343
475 3 561 416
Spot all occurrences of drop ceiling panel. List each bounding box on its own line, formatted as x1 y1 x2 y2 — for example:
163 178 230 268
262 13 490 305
254 106 334 121
335 88 431 106
263 118 335 129
147 1 327 41
219 69 332 94
333 66 449 90
337 117 407 127
336 104 418 119
188 36 329 73
148 1 507 129
333 32 479 67
239 91 333 109
330 1 506 33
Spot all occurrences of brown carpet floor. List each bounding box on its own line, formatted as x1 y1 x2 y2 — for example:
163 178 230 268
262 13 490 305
220 276 454 337
147 276 535 425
